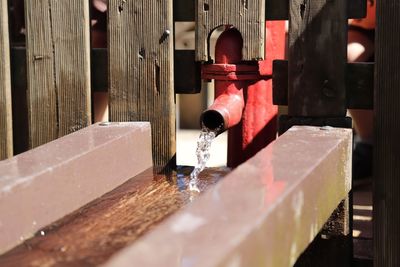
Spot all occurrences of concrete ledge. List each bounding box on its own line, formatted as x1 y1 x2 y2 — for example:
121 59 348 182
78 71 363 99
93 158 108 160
0 122 152 253
103 126 352 267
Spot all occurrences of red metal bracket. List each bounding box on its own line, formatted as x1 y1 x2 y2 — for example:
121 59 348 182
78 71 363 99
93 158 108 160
201 63 266 81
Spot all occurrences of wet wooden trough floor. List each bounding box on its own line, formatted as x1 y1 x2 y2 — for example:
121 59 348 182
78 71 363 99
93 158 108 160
0 166 230 267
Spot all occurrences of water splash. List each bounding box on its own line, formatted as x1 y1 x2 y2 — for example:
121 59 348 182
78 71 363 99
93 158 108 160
188 127 218 193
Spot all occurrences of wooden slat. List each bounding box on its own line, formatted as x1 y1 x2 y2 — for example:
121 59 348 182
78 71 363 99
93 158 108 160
0 0 13 159
288 0 347 117
108 0 175 167
273 60 374 110
51 1 91 135
24 0 91 148
374 0 400 265
196 0 265 61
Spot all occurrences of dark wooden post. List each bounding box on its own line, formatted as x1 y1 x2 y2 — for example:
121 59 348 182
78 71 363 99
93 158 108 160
277 0 354 134
0 0 13 159
288 0 347 117
286 0 352 266
374 0 400 266
108 0 175 167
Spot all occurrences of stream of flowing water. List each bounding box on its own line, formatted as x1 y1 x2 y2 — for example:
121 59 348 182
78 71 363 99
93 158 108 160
188 127 218 193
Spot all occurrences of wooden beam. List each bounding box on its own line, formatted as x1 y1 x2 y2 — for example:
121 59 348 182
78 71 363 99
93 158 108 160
288 0 347 117
101 126 352 267
24 0 91 148
175 0 367 23
266 0 367 20
273 60 374 110
374 0 400 265
0 122 152 253
196 0 265 61
108 0 175 167
0 0 13 159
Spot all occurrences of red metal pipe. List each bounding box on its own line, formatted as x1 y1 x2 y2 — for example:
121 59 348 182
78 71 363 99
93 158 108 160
201 22 285 167
201 28 245 134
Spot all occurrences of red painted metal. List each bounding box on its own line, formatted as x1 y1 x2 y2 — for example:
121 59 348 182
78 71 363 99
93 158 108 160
201 28 246 134
201 63 262 81
239 21 286 166
201 22 285 167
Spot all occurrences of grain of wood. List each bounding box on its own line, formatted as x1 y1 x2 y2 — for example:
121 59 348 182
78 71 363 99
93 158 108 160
108 0 175 167
288 0 347 117
0 167 228 267
24 0 91 148
50 1 91 135
196 0 265 61
0 0 13 159
373 1 400 266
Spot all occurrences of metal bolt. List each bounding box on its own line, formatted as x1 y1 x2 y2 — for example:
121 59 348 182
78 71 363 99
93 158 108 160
320 126 333 131
322 80 336 98
159 30 171 44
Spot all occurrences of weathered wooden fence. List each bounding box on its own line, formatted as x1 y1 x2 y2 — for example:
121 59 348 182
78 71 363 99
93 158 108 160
0 0 175 167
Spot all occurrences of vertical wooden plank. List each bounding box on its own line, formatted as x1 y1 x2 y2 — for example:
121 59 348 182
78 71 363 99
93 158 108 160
0 0 13 159
50 1 91 135
24 0 91 148
24 0 57 148
286 0 352 265
108 0 175 166
374 1 400 266
288 0 347 117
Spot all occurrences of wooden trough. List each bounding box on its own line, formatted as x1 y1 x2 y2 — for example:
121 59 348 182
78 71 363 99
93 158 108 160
0 125 351 266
